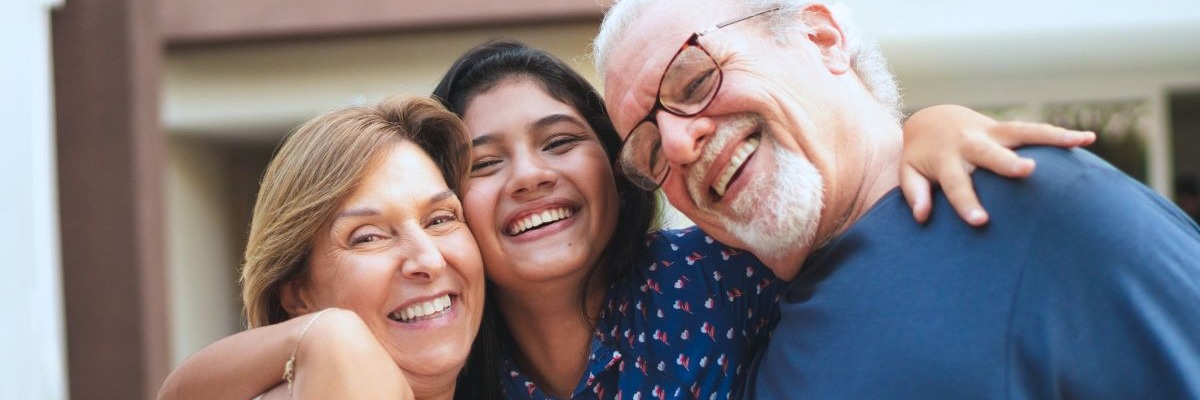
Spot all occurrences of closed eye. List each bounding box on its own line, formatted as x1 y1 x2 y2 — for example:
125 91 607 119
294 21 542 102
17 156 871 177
681 69 717 103
350 232 386 245
544 135 584 153
470 158 502 175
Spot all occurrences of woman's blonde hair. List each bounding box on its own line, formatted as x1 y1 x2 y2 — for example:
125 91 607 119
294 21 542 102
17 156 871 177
241 95 471 328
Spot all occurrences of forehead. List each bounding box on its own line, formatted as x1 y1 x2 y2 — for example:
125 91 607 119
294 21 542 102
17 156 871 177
461 78 583 138
603 0 735 131
351 141 448 203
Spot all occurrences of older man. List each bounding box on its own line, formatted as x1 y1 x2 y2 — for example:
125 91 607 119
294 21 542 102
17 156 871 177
595 0 1200 398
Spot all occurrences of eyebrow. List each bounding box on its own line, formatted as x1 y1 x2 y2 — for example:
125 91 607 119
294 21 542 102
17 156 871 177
471 133 498 148
428 189 455 204
335 208 380 220
470 113 587 148
333 190 455 221
532 113 585 132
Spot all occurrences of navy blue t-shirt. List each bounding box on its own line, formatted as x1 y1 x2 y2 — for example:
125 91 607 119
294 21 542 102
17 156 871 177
747 147 1200 399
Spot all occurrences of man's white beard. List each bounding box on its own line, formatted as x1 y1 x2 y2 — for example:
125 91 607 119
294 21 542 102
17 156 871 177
719 143 823 260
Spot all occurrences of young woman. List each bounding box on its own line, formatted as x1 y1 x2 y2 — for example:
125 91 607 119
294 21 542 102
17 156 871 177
157 42 1091 400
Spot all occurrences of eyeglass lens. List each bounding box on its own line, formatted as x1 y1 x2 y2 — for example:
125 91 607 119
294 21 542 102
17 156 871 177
621 119 668 188
623 44 721 190
659 45 721 115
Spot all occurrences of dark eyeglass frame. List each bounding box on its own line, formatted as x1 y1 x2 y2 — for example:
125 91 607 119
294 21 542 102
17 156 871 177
617 6 781 192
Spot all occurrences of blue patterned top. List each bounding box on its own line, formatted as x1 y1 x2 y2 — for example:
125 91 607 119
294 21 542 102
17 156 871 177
500 227 782 400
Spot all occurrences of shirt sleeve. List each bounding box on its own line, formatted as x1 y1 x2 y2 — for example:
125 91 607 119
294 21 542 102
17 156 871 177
1007 160 1200 399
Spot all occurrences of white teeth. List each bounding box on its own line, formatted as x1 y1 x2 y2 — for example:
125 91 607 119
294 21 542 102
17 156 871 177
390 294 452 323
506 207 574 236
712 137 760 197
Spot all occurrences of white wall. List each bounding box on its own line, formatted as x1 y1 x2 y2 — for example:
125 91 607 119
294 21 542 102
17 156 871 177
0 0 67 399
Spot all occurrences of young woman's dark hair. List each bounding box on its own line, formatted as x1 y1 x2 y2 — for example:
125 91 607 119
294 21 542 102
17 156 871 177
432 40 659 397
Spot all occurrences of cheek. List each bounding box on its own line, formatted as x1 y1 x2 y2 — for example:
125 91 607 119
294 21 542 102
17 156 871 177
661 176 696 213
444 233 485 286
308 264 374 311
442 234 486 323
579 149 619 201
462 183 499 236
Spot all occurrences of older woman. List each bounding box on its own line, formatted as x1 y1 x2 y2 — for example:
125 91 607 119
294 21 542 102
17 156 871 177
158 96 486 400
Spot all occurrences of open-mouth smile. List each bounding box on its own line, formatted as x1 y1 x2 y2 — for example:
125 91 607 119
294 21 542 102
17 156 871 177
505 206 575 236
388 294 454 323
708 132 762 201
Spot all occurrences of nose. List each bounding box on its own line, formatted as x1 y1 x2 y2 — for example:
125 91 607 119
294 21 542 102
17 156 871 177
656 112 714 167
398 223 447 283
504 149 558 199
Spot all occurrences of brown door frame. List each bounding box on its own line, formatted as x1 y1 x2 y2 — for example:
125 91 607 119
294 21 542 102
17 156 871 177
52 0 169 397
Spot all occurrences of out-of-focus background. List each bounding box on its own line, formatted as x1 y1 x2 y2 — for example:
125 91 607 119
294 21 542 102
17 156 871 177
3 0 1199 398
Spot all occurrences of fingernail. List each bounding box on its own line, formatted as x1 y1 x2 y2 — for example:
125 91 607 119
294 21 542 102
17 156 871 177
968 209 987 224
1012 159 1034 175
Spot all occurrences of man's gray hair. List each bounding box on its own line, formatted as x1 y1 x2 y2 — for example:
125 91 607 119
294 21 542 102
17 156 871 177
593 0 903 122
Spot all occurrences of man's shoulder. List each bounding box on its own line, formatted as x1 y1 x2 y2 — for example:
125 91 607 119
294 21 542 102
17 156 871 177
970 147 1179 226
974 147 1117 199
907 146 1200 280
1014 146 1116 176
1001 152 1200 399
987 147 1200 287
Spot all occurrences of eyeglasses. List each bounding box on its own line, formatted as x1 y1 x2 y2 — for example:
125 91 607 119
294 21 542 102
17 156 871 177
617 6 781 191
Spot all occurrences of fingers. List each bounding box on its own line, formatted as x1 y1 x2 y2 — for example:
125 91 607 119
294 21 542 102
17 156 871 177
938 162 989 226
989 121 1095 148
900 165 932 224
964 137 1037 178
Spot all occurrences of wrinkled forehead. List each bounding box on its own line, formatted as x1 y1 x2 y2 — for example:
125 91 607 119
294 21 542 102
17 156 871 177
602 0 740 131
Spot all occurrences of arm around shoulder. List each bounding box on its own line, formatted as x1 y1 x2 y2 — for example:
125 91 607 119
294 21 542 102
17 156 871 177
289 309 412 399
157 308 405 400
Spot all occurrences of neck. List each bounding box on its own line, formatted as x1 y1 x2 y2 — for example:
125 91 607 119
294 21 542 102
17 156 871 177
495 273 606 398
817 107 904 252
772 106 904 274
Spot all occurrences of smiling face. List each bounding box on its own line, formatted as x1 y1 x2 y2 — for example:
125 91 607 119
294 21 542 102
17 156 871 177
296 140 484 382
460 78 620 290
603 0 873 275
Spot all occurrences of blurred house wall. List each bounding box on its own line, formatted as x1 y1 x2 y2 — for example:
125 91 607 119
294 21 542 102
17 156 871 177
166 138 243 367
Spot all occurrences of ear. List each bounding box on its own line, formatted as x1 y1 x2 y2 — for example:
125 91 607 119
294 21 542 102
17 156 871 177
279 275 316 317
800 3 851 75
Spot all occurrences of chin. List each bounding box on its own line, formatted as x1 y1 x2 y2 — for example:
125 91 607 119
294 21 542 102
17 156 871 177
506 248 595 282
395 341 471 378
721 147 824 259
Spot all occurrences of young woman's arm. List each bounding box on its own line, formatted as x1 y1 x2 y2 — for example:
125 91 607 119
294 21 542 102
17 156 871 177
157 309 408 400
900 104 1096 225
